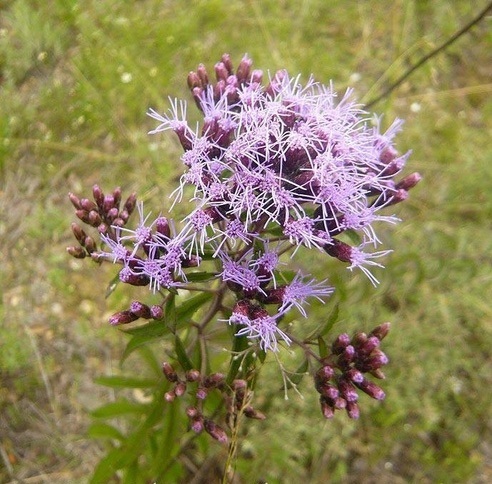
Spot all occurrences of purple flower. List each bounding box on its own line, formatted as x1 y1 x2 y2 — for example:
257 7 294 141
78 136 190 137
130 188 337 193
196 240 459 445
229 302 291 352
278 273 334 317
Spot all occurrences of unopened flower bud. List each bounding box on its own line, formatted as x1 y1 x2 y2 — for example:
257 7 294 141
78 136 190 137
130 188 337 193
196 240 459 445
250 69 263 84
185 369 201 382
150 305 163 319
346 401 360 419
369 322 391 341
352 332 368 348
232 300 252 319
332 333 351 354
337 378 358 403
379 146 398 164
324 239 352 263
387 188 408 206
203 373 225 389
221 53 233 75
118 210 129 223
84 236 97 253
106 207 119 223
396 172 422 191
243 406 266 420
337 345 355 367
162 362 178 382
196 387 208 400
88 210 102 226
97 223 109 234
109 310 139 326
164 390 176 402
129 301 152 319
259 287 285 305
186 406 199 418
333 397 347 410
345 368 364 384
80 198 97 212
174 381 187 397
204 419 228 444
215 62 229 82
355 378 385 400
66 246 86 258
68 192 82 209
358 336 380 356
191 417 204 433
320 397 335 419
182 255 200 268
187 71 202 89
103 195 115 213
123 193 137 215
112 217 125 228
75 209 90 224
71 223 87 244
236 55 252 83
92 184 105 208
316 365 335 383
370 369 386 380
196 64 209 86
319 383 339 400
356 350 389 372
112 187 122 208
156 216 170 239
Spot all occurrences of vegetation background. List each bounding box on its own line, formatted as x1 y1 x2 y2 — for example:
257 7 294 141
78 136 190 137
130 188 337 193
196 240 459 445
1 0 491 482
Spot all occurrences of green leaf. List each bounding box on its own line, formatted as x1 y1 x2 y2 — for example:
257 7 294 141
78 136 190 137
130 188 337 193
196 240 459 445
175 334 194 371
226 332 250 384
307 303 339 340
121 320 170 362
185 271 216 282
176 291 214 323
90 390 166 483
87 422 125 441
318 336 329 359
91 400 150 418
134 345 163 377
105 271 121 298
344 229 362 246
257 349 267 364
94 375 157 389
165 293 176 330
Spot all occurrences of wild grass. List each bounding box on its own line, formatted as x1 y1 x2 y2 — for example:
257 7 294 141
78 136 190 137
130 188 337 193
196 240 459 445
1 0 491 482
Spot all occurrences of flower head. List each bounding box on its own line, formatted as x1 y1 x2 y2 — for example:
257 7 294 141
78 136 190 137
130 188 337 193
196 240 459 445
150 54 420 282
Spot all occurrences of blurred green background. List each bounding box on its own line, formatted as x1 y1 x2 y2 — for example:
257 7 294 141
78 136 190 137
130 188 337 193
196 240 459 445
1 0 491 482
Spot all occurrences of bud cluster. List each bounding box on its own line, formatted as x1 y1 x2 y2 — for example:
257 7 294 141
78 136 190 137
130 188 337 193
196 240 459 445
108 301 163 326
315 323 391 419
225 379 266 422
67 185 137 259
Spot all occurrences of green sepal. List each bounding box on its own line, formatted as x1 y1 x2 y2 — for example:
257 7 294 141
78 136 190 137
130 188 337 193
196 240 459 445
175 334 194 371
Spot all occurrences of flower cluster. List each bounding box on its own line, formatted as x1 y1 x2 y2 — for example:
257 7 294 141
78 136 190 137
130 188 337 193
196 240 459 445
315 323 391 419
150 54 421 284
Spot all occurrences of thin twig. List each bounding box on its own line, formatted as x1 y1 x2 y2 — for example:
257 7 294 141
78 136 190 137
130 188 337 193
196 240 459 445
365 1 492 108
